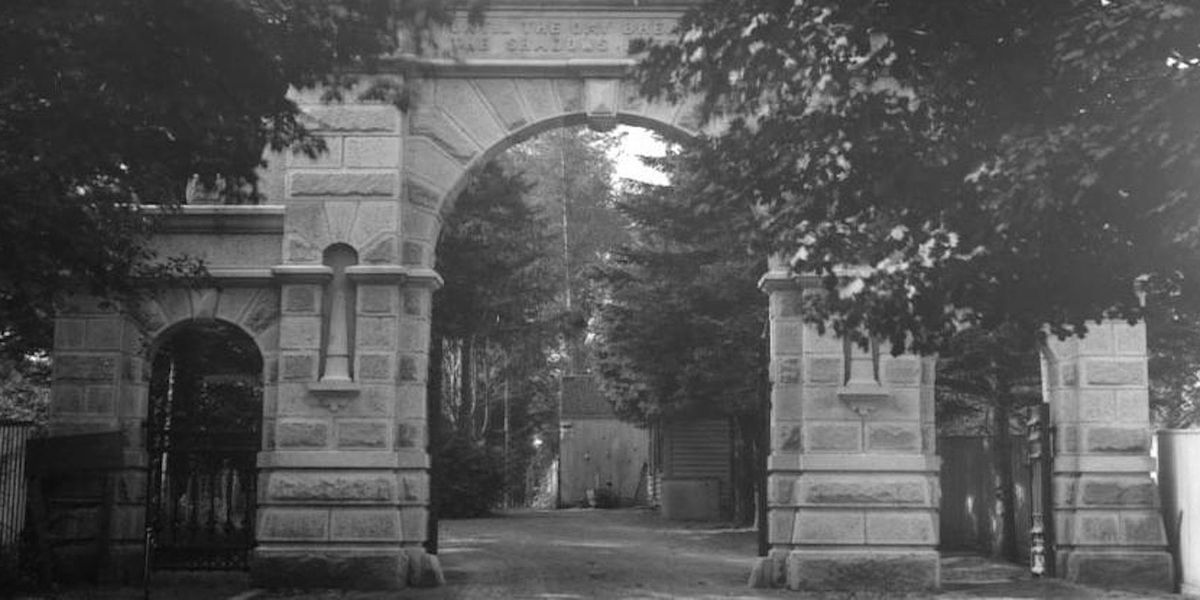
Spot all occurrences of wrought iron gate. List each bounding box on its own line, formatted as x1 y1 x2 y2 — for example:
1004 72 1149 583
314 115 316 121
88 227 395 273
1027 403 1055 577
146 376 260 570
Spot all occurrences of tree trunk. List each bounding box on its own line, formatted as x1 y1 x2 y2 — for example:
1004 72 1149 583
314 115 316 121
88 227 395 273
992 396 1018 561
460 335 475 437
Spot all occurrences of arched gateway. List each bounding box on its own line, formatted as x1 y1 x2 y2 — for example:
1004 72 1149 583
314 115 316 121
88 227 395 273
45 0 1172 592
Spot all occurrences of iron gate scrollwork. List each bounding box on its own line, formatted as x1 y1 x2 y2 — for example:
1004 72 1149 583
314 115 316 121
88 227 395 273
147 343 262 571
1027 403 1055 577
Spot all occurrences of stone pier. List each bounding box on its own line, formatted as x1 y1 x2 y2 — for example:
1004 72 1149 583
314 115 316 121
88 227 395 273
757 270 940 592
1041 320 1173 591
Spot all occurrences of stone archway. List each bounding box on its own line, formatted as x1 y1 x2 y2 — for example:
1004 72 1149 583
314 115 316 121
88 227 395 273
42 0 1171 593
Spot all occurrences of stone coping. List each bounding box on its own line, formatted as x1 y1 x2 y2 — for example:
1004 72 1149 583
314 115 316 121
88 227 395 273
768 454 941 473
148 204 286 234
258 450 429 469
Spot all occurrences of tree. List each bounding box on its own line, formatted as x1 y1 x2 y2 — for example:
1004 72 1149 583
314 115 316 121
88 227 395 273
635 1 1200 354
0 0 479 361
431 160 561 515
591 148 768 521
503 126 632 365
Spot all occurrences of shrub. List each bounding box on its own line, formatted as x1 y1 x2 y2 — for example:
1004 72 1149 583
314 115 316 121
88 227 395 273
431 433 505 518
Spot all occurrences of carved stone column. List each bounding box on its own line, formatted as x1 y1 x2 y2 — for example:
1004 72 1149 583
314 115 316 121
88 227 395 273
1041 320 1173 591
755 267 940 592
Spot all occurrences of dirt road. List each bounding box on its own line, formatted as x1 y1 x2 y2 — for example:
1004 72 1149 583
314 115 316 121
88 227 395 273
403 508 785 600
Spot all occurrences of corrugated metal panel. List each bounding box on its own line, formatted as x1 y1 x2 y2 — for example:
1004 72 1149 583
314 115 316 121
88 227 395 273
663 418 731 517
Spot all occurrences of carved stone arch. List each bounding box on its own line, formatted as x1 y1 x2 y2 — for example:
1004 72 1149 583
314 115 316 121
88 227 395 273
138 287 280 360
402 78 716 260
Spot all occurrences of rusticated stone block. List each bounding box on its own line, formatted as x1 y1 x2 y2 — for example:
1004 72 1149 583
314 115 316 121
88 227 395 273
401 241 425 266
803 478 928 505
397 355 420 382
362 238 397 264
769 475 796 505
55 319 86 349
1063 550 1173 592
776 424 802 452
866 511 936 544
359 287 395 314
52 386 84 414
475 79 527 130
868 424 920 452
280 316 321 349
356 354 394 381
772 322 803 354
330 509 399 541
807 423 860 452
55 356 118 381
1086 427 1149 453
84 386 115 414
243 293 280 334
260 509 328 541
268 473 394 502
1079 326 1114 354
399 473 428 503
883 358 921 386
1122 512 1166 544
1078 515 1119 543
399 507 427 542
1062 363 1078 386
1080 479 1157 506
284 286 319 313
555 79 584 111
411 110 477 162
85 319 122 349
1113 325 1147 355
338 421 389 449
251 550 408 590
304 106 399 133
1085 361 1146 386
785 549 939 592
808 357 843 384
395 422 424 449
289 136 342 168
402 290 426 317
277 421 329 448
357 317 397 349
280 354 316 381
769 509 796 545
772 290 803 317
344 137 400 168
1058 425 1080 453
777 358 801 384
291 172 398 197
794 510 864 544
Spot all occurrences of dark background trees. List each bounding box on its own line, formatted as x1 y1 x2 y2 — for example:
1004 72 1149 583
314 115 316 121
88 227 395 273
591 148 768 523
635 0 1200 355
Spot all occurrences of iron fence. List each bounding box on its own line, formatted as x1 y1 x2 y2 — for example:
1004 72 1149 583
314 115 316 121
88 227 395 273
0 421 36 554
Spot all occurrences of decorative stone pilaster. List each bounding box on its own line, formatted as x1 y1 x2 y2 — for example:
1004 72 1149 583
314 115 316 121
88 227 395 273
254 265 412 589
1041 320 1173 591
755 267 940 593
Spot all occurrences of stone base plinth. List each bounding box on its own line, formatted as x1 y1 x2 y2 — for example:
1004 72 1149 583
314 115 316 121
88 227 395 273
784 549 940 592
1058 549 1173 593
251 547 441 590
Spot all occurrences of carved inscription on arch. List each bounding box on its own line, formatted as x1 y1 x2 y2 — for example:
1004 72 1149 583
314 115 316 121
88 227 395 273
437 13 680 60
